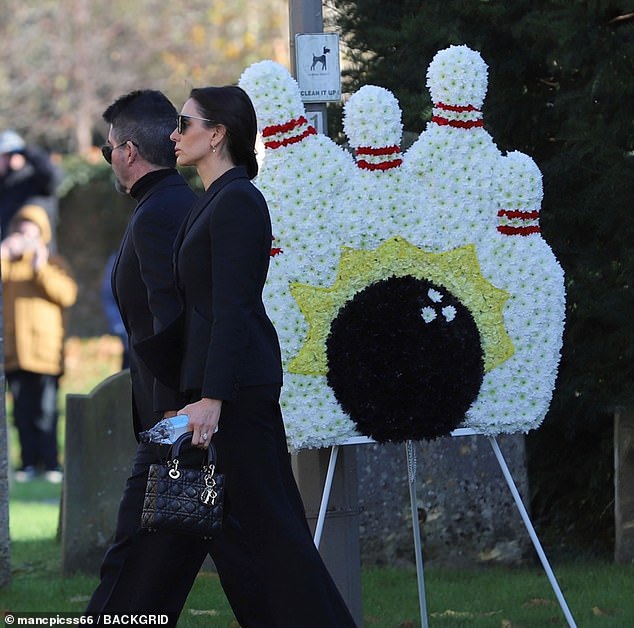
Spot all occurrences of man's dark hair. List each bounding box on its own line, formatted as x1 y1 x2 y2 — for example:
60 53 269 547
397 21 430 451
103 90 177 168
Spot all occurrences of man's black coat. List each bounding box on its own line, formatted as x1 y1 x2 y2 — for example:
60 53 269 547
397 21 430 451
111 170 195 436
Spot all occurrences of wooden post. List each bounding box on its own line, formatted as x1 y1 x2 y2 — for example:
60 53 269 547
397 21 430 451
287 1 363 624
289 0 323 76
289 0 328 132
291 447 363 622
615 406 634 563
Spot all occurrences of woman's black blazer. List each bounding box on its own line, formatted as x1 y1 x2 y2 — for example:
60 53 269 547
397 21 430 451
173 166 282 401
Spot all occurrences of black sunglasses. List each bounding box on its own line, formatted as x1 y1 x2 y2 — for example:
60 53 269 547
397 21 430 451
101 140 136 164
177 114 214 134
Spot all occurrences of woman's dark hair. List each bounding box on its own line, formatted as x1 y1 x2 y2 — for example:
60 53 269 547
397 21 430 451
189 85 258 179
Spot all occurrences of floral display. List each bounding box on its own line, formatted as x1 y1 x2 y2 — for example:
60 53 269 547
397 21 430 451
325 274 484 442
402 45 502 254
238 47 565 449
340 85 409 251
468 151 566 432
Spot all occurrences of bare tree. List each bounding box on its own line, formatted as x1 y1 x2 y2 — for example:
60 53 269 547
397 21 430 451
0 0 289 153
0 0 289 587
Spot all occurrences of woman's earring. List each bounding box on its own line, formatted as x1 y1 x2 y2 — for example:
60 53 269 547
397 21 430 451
211 144 216 153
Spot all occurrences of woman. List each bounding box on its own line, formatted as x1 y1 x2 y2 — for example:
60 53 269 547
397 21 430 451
169 85 357 627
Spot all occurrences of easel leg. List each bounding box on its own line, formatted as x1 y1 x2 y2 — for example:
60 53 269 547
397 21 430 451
314 445 339 548
406 440 429 628
488 436 577 628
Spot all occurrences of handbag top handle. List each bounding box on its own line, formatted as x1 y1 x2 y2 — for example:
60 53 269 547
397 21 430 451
170 432 217 467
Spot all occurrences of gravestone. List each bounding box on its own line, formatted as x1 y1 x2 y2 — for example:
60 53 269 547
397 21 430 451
615 406 634 564
356 433 531 567
61 370 136 574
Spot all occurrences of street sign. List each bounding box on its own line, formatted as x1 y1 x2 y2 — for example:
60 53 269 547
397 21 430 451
295 33 341 103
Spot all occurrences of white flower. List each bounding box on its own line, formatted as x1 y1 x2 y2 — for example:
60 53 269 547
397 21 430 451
244 44 564 448
426 45 488 107
442 305 457 322
495 151 543 210
421 306 437 323
343 85 403 149
238 60 305 130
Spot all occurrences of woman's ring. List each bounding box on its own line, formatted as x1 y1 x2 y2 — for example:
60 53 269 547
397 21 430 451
201 432 209 441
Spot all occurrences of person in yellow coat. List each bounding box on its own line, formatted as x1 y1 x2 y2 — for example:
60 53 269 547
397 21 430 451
1 202 77 482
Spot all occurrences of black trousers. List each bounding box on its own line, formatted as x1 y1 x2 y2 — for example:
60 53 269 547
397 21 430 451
7 370 60 470
87 385 357 627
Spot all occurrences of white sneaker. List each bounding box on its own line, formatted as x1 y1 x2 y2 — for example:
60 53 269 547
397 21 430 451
43 469 63 484
14 466 37 482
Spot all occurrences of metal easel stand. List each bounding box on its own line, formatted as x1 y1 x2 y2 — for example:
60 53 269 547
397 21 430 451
313 439 428 628
405 439 429 628
312 432 577 628
313 444 339 550
487 435 577 628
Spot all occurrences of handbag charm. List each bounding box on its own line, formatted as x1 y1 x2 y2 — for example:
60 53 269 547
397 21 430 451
141 433 225 538
199 471 219 506
167 457 219 506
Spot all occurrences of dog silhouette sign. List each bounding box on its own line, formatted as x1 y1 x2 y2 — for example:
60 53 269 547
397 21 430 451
295 32 341 103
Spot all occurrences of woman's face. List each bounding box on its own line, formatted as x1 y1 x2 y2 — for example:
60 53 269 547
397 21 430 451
170 98 215 167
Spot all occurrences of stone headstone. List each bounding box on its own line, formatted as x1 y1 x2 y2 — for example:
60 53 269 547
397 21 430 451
61 370 136 574
356 433 531 567
615 406 634 564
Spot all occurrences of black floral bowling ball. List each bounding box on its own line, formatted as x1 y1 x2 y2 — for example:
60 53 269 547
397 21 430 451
326 275 484 442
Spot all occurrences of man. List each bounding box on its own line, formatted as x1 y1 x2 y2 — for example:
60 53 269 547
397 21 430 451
86 90 197 616
89 90 285 628
99 90 194 437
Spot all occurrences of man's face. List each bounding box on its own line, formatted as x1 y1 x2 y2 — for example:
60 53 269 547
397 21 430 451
106 126 129 194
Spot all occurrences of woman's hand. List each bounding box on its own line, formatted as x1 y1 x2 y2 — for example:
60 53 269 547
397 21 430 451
179 397 222 448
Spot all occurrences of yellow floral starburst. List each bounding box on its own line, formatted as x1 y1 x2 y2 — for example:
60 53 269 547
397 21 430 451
289 236 514 375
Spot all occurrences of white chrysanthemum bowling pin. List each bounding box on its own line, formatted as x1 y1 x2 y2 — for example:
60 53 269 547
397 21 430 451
341 85 410 249
403 45 502 252
239 61 358 448
239 60 355 290
467 151 566 432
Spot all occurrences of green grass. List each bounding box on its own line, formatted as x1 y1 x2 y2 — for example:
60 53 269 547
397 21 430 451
3 344 634 626
4 478 634 627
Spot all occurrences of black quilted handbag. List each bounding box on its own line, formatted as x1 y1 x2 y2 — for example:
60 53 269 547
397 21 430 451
141 432 224 538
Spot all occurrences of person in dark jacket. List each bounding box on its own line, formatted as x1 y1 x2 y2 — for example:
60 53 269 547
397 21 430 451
89 87 305 628
101 252 129 369
87 90 197 617
0 129 62 245
162 85 356 627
